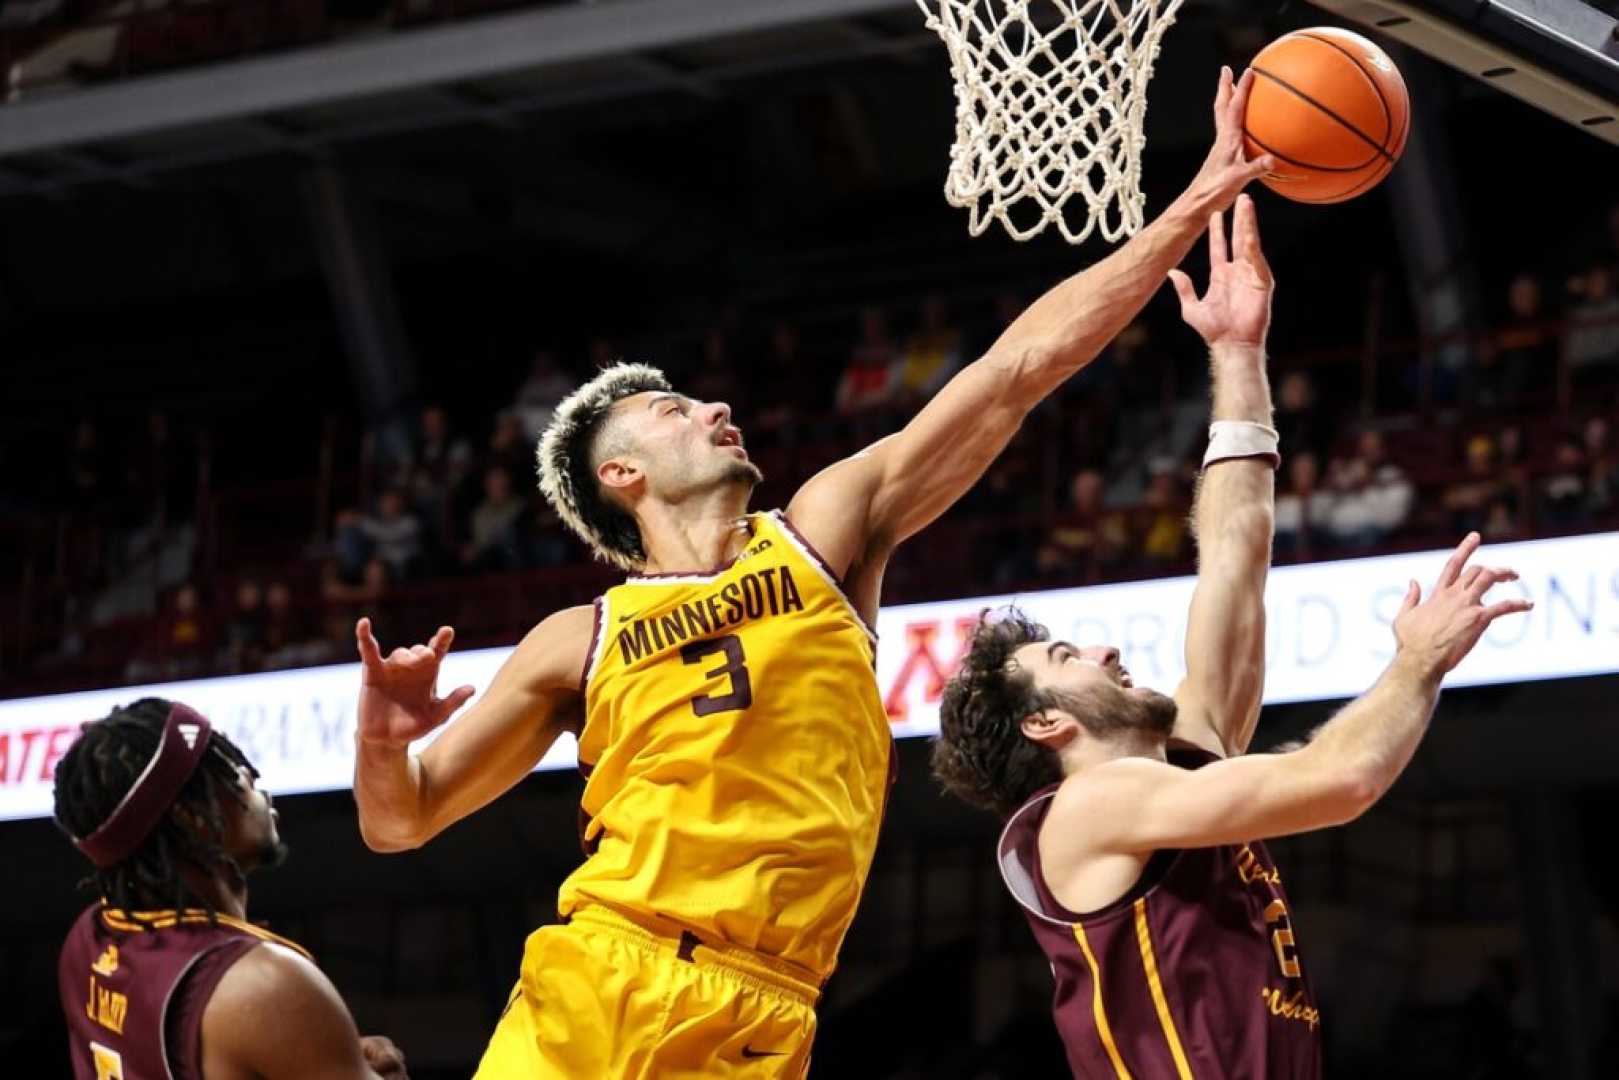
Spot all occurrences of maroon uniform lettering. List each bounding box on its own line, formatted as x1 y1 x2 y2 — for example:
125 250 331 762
998 747 1323 1079
59 902 313 1080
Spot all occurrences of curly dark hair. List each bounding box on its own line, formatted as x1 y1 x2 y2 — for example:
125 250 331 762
931 609 1064 818
53 698 258 922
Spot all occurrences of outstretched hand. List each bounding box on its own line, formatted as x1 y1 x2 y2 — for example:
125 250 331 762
355 618 476 748
1184 67 1274 216
1394 532 1534 678
1168 194 1273 350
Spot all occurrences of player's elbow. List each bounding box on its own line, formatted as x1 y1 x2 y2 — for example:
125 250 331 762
357 809 428 854
1322 766 1385 826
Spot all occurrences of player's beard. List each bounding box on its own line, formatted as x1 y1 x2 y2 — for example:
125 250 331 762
1048 681 1177 743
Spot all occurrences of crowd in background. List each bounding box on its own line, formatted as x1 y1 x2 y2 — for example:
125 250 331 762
8 200 1619 691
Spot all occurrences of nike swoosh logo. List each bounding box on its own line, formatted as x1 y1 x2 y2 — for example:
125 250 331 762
617 610 641 623
741 1046 786 1059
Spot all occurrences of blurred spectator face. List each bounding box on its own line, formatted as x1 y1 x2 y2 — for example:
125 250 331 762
1466 435 1496 475
860 307 888 344
493 412 525 448
921 296 950 331
1554 439 1584 469
422 406 449 442
175 584 198 614
1356 430 1385 464
485 468 513 502
1145 471 1176 508
1115 322 1149 352
266 583 291 613
378 490 406 519
1289 452 1319 491
1587 266 1614 301
1499 425 1523 463
1070 469 1103 513
1585 416 1610 455
1507 275 1541 319
1279 372 1313 411
362 559 389 591
770 322 798 359
236 581 262 611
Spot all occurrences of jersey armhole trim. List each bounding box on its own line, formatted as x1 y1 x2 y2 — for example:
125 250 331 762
770 509 877 643
579 596 607 691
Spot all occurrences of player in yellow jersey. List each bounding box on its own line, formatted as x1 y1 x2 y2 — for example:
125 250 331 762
351 69 1272 1079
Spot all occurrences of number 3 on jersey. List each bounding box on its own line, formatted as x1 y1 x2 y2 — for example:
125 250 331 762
682 635 753 716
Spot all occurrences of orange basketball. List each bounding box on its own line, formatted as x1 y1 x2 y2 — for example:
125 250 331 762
1243 27 1410 204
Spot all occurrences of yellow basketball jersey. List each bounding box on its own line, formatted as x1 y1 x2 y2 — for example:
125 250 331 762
559 510 893 983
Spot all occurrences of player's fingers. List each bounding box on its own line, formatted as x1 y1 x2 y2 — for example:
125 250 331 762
355 618 383 667
1209 209 1228 266
410 643 433 661
430 625 456 660
1483 598 1534 622
1214 65 1233 125
438 684 476 718
1399 579 1421 614
1437 532 1481 588
1233 192 1259 262
1458 564 1485 593
1228 67 1255 131
1167 268 1198 310
1467 567 1519 601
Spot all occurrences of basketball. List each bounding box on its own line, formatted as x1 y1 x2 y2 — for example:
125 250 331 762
1243 27 1411 204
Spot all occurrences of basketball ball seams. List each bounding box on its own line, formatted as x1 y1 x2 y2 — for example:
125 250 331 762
1293 31 1395 151
1250 66 1393 166
1243 130 1382 174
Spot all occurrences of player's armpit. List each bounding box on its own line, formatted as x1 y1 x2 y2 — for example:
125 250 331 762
202 943 387 1080
1044 751 1374 858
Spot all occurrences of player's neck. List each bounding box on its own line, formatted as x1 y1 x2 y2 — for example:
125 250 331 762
1059 734 1168 776
637 490 753 574
179 864 249 921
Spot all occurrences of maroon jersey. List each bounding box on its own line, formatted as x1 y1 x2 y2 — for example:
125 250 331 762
59 903 313 1080
998 747 1322 1079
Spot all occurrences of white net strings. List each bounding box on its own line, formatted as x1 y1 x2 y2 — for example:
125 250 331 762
918 0 1185 243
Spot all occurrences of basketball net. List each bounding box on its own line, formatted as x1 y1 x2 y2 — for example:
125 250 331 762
918 0 1185 244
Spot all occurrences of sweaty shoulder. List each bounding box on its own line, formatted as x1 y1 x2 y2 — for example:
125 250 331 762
202 942 370 1080
512 603 597 694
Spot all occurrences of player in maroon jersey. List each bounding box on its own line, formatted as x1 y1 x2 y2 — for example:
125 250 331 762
932 199 1534 1078
54 697 408 1080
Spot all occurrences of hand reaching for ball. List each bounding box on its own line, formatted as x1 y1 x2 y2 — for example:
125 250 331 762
1184 67 1276 216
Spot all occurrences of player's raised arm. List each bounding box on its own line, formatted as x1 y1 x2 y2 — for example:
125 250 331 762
787 69 1275 584
352 606 591 852
1168 194 1278 758
1046 534 1531 858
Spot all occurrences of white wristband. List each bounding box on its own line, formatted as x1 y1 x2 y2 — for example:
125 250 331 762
1203 421 1280 470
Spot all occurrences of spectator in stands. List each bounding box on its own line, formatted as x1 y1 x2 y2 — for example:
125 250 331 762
1321 430 1415 548
1540 436 1590 530
336 489 424 582
222 579 267 673
1034 468 1127 581
690 326 742 410
1136 464 1189 564
1469 274 1550 409
751 321 804 431
261 580 313 670
1585 416 1614 514
1274 370 1330 462
1274 451 1330 559
415 404 473 499
66 417 104 510
1566 262 1619 392
160 582 212 679
895 296 963 406
513 349 574 440
485 410 533 483
322 557 391 645
1443 434 1513 535
462 467 525 572
836 306 898 414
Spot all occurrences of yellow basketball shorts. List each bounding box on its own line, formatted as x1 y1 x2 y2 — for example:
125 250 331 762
473 906 818 1079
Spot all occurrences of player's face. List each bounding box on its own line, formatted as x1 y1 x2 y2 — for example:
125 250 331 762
1011 639 1177 740
219 765 288 874
619 391 763 497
